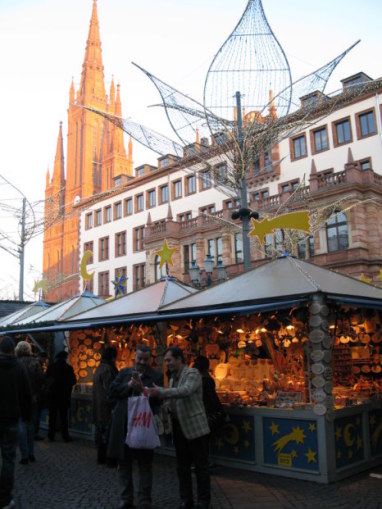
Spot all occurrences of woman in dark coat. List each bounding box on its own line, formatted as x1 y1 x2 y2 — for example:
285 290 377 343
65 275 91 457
92 347 118 464
45 350 76 442
193 355 227 435
15 341 44 463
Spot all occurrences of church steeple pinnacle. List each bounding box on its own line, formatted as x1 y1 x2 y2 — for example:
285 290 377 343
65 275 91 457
79 0 106 102
109 75 116 113
53 122 65 186
69 77 75 104
115 83 122 117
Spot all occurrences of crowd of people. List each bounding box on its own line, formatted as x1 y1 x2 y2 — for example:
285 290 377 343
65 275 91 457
0 336 226 509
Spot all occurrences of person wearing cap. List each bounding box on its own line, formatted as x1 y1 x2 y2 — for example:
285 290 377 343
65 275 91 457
14 341 44 464
0 335 32 509
45 350 76 442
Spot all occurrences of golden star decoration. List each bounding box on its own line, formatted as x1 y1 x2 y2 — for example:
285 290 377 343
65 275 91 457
335 426 342 441
309 423 316 432
242 420 252 433
269 422 280 436
156 239 176 269
249 211 311 245
360 273 372 284
33 279 46 293
356 436 363 450
304 448 317 464
291 449 298 459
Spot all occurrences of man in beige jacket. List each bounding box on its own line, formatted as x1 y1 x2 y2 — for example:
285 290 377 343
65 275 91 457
148 346 210 509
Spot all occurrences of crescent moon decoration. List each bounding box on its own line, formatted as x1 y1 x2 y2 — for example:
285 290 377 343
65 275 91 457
343 423 355 447
249 211 311 245
80 250 94 281
224 424 240 446
156 239 176 269
371 422 382 448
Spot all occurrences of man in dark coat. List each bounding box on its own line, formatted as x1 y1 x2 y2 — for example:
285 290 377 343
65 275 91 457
92 346 118 464
0 335 32 509
45 350 76 442
108 344 163 509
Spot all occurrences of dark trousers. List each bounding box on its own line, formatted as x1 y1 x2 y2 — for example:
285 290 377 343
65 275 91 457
118 445 153 507
0 423 18 507
95 421 111 464
172 419 210 507
48 401 70 440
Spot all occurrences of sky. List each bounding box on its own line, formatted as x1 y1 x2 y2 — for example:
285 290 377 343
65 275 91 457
0 0 381 301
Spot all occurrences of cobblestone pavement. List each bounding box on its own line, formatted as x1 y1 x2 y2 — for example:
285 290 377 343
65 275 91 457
11 436 382 509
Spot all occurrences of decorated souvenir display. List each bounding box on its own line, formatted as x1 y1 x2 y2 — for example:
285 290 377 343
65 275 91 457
68 305 382 411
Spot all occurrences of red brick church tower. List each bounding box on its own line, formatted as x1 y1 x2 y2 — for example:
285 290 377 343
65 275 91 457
43 0 133 302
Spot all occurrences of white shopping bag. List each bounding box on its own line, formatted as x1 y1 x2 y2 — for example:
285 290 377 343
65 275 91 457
125 395 161 449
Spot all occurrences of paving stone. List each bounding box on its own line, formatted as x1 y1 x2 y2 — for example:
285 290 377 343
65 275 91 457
10 437 382 509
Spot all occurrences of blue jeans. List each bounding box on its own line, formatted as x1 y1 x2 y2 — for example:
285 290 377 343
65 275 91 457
0 423 18 507
18 418 34 459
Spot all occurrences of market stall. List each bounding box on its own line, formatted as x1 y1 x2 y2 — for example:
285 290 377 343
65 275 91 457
155 256 382 482
4 259 381 482
64 279 198 435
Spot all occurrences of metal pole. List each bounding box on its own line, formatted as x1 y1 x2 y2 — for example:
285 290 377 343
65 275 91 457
236 91 252 271
19 197 26 301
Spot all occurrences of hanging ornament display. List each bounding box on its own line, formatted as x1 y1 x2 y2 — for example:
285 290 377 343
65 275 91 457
111 273 127 298
80 250 94 281
156 239 176 269
248 211 311 244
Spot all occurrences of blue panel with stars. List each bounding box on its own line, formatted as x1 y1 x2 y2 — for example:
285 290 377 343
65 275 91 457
69 398 93 434
334 414 364 469
210 414 255 463
368 409 382 458
263 417 319 471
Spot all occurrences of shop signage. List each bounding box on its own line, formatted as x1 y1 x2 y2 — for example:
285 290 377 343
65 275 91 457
263 417 319 472
334 414 364 469
210 413 255 463
70 398 93 434
368 409 382 457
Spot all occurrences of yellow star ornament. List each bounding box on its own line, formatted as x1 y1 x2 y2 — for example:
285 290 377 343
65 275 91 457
249 211 311 245
360 273 372 284
156 239 176 269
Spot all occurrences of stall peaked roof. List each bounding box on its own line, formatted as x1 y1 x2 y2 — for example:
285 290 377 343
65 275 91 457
160 256 382 313
0 301 50 327
66 278 197 322
15 291 105 325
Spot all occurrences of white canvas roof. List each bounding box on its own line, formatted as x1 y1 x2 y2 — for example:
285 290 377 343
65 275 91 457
66 278 197 321
160 256 382 312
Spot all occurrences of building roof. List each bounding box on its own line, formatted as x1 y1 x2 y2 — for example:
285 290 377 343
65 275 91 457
66 278 197 322
14 292 105 325
0 301 50 327
3 258 382 334
159 256 382 313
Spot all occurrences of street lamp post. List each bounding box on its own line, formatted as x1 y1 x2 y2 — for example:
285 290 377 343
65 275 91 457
19 197 26 301
232 91 258 272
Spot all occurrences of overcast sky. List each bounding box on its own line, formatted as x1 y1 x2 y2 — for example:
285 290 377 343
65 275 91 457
0 0 381 301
